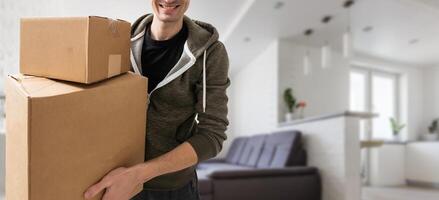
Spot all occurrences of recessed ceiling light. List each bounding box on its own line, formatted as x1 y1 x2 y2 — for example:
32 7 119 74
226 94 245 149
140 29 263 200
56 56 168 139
304 29 314 36
322 15 333 24
362 26 373 32
343 0 355 8
274 1 285 10
409 38 419 44
244 37 251 43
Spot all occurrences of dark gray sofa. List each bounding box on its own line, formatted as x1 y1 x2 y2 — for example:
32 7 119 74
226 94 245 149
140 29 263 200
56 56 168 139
196 130 321 200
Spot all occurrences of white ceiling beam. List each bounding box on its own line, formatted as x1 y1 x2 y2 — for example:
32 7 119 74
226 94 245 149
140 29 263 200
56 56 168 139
220 0 256 42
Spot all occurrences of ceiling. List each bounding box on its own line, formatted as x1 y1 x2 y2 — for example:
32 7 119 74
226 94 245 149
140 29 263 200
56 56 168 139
50 0 439 72
415 0 439 9
225 0 439 73
352 0 439 67
223 0 349 74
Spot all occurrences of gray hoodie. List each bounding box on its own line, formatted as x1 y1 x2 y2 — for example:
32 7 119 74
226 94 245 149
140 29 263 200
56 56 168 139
130 14 230 190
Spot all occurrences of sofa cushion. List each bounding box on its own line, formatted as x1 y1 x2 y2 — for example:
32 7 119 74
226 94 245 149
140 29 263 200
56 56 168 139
271 143 292 167
237 134 266 167
256 130 303 168
227 137 248 164
224 137 245 164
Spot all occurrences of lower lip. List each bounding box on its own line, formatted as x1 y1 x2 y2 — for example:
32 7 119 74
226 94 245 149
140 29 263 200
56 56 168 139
160 5 179 15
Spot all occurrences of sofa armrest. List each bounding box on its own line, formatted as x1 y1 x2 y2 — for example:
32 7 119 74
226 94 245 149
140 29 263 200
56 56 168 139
209 166 321 200
209 166 318 179
200 158 227 164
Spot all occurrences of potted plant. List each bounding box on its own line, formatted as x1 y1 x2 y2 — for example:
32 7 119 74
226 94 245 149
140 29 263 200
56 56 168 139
283 88 297 122
422 119 439 141
390 117 405 141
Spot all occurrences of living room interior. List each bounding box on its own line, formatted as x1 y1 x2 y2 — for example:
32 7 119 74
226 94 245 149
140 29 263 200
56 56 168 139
0 0 438 200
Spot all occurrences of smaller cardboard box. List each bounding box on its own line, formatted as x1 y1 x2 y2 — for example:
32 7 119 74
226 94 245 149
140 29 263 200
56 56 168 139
5 72 147 200
20 16 131 84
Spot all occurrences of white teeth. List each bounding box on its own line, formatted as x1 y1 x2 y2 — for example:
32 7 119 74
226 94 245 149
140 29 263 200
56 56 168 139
160 4 179 9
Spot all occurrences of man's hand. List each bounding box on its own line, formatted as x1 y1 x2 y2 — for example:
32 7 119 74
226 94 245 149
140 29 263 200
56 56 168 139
84 165 152 200
84 142 198 200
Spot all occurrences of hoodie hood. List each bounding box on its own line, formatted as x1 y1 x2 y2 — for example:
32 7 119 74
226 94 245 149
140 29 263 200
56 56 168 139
131 14 219 58
130 14 220 112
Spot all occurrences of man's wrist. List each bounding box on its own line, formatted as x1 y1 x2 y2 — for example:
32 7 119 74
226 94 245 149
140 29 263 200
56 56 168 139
130 162 160 185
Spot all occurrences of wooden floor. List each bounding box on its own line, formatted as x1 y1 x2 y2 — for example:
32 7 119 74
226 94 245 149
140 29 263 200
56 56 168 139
1 186 438 200
363 186 439 200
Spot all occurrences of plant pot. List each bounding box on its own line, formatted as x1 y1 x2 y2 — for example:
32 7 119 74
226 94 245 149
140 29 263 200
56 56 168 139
285 112 296 122
420 133 439 141
392 134 401 142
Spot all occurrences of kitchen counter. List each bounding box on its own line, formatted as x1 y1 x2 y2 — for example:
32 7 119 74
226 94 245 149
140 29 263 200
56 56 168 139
279 111 377 127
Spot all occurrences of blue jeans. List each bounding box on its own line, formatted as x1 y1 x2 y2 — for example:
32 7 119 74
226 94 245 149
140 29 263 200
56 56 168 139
131 173 200 200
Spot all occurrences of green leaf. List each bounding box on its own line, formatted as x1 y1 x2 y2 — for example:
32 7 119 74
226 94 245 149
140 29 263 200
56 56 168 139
283 88 297 113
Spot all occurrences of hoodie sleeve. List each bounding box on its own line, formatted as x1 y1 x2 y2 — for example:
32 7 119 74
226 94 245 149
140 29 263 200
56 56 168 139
186 41 230 163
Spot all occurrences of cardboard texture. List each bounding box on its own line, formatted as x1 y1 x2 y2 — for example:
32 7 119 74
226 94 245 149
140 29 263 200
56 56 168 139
20 16 131 84
5 72 148 200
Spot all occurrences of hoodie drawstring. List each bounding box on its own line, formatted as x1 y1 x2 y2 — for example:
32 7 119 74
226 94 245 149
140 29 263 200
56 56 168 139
202 50 207 113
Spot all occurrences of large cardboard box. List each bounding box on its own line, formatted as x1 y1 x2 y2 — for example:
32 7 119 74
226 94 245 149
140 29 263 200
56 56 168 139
5 72 147 200
20 16 131 84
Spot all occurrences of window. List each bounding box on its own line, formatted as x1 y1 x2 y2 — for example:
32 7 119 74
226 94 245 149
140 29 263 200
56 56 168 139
350 71 367 112
350 69 368 140
350 67 399 140
371 73 398 139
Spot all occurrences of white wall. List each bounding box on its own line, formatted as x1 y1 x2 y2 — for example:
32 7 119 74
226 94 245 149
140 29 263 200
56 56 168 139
277 115 362 200
229 40 279 137
352 54 425 141
278 39 350 122
422 66 439 131
229 38 351 136
0 0 62 91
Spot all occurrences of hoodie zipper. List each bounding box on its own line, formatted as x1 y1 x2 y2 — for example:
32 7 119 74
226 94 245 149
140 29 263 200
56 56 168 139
144 43 197 107
145 57 193 106
131 26 199 108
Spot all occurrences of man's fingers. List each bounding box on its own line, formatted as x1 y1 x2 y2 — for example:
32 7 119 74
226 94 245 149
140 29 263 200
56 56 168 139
84 179 110 199
101 188 112 200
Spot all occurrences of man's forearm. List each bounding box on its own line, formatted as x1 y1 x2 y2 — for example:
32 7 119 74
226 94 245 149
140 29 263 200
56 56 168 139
132 142 198 184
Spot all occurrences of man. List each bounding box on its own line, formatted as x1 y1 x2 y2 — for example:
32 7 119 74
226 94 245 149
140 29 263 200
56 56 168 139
84 0 230 199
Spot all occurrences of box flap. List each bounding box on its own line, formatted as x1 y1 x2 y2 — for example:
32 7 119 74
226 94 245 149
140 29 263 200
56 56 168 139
8 75 84 98
8 72 143 98
89 16 130 23
8 75 32 97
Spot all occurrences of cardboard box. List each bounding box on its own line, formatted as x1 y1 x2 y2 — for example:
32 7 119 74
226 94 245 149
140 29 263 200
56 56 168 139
5 72 147 200
20 16 131 84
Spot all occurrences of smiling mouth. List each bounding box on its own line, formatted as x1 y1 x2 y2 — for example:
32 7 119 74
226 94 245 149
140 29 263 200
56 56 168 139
159 3 180 9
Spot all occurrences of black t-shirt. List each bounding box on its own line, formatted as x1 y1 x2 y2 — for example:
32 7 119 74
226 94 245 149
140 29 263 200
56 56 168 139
141 23 189 93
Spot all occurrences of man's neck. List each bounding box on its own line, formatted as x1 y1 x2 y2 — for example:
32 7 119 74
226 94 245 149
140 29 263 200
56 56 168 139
150 17 183 41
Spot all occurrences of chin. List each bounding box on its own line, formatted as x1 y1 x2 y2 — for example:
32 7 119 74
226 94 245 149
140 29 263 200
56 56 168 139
152 0 188 23
156 14 183 23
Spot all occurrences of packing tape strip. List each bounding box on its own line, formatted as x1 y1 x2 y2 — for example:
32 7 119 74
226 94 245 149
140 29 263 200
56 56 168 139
108 18 120 37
